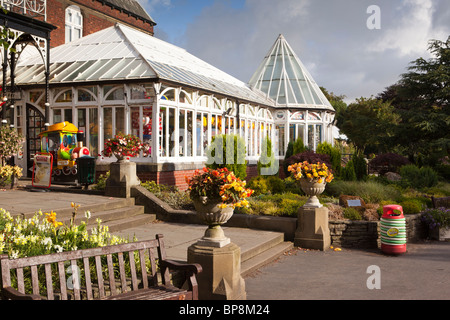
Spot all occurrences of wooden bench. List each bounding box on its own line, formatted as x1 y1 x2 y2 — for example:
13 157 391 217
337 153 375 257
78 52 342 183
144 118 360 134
0 234 202 300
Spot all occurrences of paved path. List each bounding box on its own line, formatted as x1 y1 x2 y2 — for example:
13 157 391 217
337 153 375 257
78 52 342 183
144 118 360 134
245 241 450 300
2 186 449 300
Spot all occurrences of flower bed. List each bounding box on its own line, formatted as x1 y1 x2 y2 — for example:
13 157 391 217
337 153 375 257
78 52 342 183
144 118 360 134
0 206 130 259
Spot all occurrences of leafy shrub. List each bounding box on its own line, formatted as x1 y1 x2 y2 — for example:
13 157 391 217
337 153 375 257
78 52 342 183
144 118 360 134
341 160 357 181
247 176 286 196
237 192 307 217
326 180 401 204
266 176 286 194
352 152 368 181
369 153 410 174
400 165 438 189
278 198 302 216
283 141 295 177
343 207 362 220
93 171 110 190
247 176 270 196
141 181 193 210
283 176 303 195
399 199 424 215
293 137 307 155
257 137 277 176
317 142 342 176
206 134 247 180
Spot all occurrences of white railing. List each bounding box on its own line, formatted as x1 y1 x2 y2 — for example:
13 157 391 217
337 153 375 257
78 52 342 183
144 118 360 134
1 0 46 20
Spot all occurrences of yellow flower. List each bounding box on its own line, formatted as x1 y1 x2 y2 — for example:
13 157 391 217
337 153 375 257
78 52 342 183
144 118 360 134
45 211 63 228
219 203 228 209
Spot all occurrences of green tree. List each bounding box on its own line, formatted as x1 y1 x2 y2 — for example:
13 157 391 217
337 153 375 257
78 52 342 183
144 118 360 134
378 37 450 164
338 97 400 154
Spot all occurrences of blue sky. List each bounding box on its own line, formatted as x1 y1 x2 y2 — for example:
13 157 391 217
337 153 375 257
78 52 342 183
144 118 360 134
139 0 450 103
147 0 245 43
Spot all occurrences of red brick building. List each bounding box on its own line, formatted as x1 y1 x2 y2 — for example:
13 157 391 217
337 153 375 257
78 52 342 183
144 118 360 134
46 0 156 47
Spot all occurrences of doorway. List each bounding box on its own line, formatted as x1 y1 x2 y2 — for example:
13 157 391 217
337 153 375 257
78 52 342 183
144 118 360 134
26 104 46 177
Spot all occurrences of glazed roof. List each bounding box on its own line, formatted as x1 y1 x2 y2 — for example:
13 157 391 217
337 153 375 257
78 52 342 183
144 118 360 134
249 34 334 112
11 23 274 106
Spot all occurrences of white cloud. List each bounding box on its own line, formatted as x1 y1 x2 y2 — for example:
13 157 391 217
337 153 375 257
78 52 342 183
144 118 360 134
170 0 449 102
368 0 446 57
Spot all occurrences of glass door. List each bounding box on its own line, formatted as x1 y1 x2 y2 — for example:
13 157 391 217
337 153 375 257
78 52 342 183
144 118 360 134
26 104 46 177
77 108 98 156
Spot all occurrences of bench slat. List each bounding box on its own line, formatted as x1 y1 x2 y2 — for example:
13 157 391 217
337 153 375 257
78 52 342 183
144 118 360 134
44 264 54 300
139 249 148 289
70 260 81 300
16 268 25 294
148 247 157 286
83 257 93 300
106 254 116 296
128 251 138 291
95 255 105 299
118 252 127 293
30 265 39 296
58 261 68 300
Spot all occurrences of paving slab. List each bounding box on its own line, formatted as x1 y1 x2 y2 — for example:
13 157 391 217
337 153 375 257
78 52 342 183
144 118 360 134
245 241 450 300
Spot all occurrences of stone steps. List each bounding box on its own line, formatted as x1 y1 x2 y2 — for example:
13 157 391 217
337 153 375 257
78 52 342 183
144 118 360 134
241 236 293 277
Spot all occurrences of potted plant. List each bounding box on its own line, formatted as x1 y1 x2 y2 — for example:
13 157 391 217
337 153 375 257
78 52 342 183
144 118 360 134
421 207 450 241
186 167 253 246
288 161 334 208
102 132 143 162
0 165 23 189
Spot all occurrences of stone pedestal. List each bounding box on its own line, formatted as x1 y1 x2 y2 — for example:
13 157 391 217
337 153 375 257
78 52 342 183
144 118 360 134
294 206 331 251
105 161 140 198
187 242 246 300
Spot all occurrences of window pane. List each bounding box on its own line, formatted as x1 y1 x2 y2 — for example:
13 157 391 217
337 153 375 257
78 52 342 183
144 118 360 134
169 108 175 156
308 125 314 150
115 107 125 134
64 109 73 123
315 125 322 150
53 109 62 123
89 109 98 156
196 113 202 157
187 110 193 157
160 108 166 157
179 109 185 157
104 107 113 140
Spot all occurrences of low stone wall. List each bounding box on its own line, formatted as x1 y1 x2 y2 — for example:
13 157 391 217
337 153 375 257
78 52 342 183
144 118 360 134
329 220 379 249
131 186 428 249
329 214 427 249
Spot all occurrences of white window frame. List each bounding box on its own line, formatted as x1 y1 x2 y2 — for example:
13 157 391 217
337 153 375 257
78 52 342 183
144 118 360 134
65 5 83 43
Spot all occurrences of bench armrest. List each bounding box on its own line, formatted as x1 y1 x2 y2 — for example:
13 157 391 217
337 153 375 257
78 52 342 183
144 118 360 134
1 287 42 300
160 260 202 299
160 259 202 275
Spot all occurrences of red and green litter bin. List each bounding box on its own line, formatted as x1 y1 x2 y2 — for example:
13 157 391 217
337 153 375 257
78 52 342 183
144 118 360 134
380 205 407 255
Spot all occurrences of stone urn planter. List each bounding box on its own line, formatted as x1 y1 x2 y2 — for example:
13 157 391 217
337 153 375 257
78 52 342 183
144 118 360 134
114 154 129 162
193 196 234 248
300 179 326 208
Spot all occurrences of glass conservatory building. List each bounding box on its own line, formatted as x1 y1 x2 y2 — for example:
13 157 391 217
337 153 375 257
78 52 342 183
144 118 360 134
5 24 335 187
